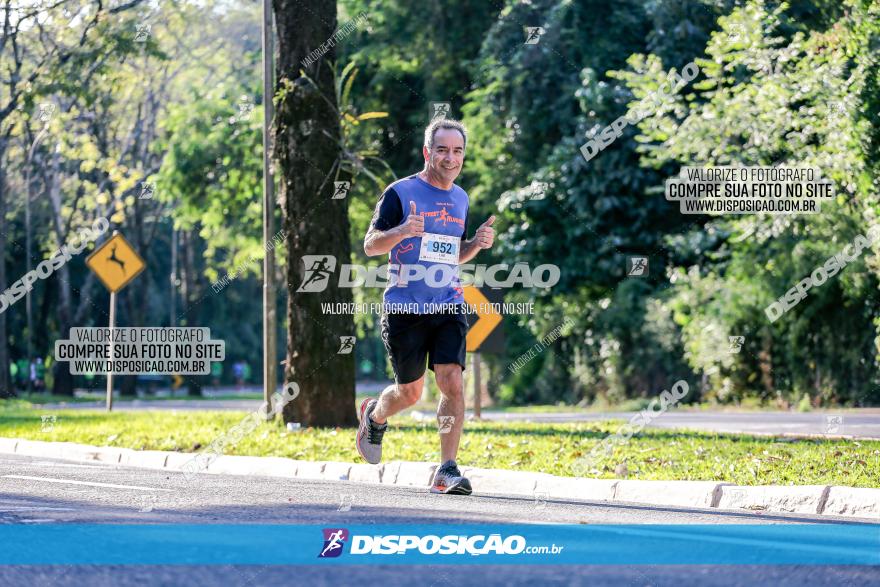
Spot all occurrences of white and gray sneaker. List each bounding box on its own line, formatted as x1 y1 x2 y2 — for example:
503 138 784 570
355 398 386 465
430 460 472 495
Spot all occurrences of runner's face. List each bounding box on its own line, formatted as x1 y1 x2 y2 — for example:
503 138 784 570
425 128 465 183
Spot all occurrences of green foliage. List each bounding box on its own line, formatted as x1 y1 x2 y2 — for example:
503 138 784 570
461 0 714 402
156 88 264 280
620 0 880 405
797 392 812 412
329 0 880 406
7 0 880 405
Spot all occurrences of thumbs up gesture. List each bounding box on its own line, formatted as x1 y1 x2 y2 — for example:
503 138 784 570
399 201 425 238
475 215 496 249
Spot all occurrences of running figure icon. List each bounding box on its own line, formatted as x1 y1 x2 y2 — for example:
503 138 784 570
300 256 333 290
319 529 346 558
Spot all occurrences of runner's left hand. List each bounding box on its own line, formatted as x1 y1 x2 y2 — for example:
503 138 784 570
475 216 495 249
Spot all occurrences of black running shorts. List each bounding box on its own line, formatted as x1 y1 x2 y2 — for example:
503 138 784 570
380 307 468 384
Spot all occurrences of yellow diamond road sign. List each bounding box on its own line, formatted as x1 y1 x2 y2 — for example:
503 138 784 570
463 286 503 352
86 233 146 293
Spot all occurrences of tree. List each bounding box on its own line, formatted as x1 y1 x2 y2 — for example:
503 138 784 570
459 0 715 402
274 0 357 426
619 0 880 404
1 0 148 395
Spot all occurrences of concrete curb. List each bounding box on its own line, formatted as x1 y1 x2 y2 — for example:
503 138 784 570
395 462 438 487
349 463 382 484
716 484 829 514
0 438 18 454
613 480 728 509
122 450 169 469
1 437 877 519
206 455 299 478
459 466 544 496
821 486 880 518
534 475 618 502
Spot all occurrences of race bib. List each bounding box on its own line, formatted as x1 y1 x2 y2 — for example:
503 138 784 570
419 233 459 264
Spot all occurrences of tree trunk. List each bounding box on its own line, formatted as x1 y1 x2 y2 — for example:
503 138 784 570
0 137 12 397
119 204 148 398
47 149 74 396
118 280 140 398
274 0 356 427
180 229 204 397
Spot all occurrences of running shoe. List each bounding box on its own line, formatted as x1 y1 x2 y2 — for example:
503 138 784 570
430 459 472 495
355 398 386 464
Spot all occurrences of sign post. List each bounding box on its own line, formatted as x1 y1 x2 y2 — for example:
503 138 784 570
106 291 116 411
464 287 502 353
472 352 482 419
463 286 505 419
85 231 146 411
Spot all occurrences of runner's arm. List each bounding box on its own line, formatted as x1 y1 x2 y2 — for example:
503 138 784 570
459 239 482 263
364 190 424 256
364 225 409 256
458 207 480 263
459 212 494 263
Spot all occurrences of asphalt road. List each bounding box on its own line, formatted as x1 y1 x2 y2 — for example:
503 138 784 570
0 453 877 586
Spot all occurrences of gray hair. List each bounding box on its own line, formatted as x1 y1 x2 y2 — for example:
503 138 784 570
424 118 468 151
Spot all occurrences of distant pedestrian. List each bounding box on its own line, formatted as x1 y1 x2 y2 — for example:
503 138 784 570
30 358 45 391
233 361 245 390
242 362 252 385
15 359 28 389
211 362 222 387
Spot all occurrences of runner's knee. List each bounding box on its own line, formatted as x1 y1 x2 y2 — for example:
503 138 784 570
435 369 462 399
396 381 423 405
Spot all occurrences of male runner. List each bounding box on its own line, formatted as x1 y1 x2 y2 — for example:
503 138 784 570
356 118 495 494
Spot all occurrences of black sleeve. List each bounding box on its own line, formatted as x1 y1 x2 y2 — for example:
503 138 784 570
369 187 404 231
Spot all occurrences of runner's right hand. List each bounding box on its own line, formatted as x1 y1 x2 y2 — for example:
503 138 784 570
399 201 425 238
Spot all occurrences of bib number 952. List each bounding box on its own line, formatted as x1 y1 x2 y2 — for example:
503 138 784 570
419 233 460 264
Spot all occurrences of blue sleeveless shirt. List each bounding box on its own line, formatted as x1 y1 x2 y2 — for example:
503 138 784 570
369 174 470 314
